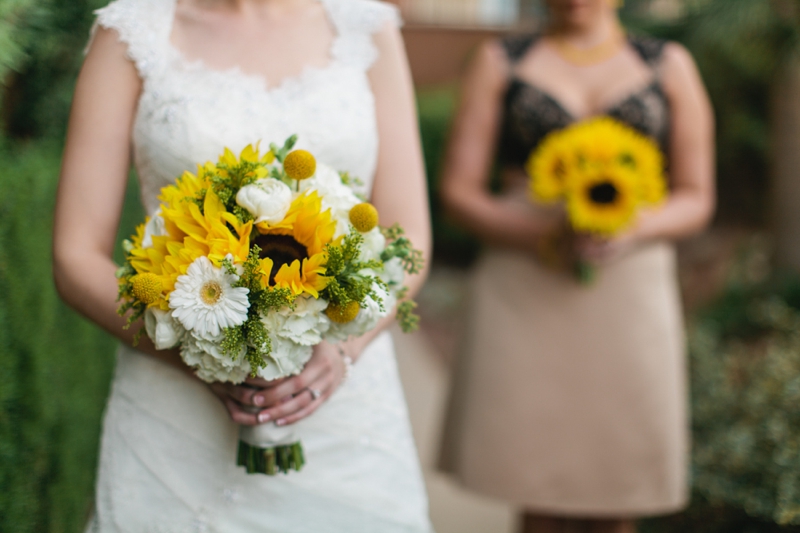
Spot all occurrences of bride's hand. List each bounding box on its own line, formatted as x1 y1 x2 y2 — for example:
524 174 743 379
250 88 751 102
208 342 347 426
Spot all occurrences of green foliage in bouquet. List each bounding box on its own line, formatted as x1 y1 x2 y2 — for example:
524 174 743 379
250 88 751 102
321 230 386 314
221 250 295 372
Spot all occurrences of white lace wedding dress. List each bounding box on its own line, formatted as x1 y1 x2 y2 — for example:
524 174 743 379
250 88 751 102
85 1 433 531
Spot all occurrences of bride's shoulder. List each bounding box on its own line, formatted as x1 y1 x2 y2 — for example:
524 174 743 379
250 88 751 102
88 0 173 77
322 0 402 34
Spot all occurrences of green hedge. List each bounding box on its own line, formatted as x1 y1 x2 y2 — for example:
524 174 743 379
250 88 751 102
0 138 142 532
641 248 800 532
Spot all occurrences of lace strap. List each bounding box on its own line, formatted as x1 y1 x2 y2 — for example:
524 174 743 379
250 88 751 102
501 33 540 64
627 34 668 70
88 0 174 79
323 0 403 71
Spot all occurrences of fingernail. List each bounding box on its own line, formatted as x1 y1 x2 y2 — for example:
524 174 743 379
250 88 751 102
258 412 270 423
254 395 264 406
275 419 285 426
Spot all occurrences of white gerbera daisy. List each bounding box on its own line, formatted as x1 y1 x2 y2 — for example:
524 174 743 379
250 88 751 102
169 256 250 338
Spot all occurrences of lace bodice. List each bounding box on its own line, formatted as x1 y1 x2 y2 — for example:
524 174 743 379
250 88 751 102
497 34 671 169
93 0 400 215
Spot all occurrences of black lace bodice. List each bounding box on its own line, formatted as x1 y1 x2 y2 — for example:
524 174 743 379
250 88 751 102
497 33 671 169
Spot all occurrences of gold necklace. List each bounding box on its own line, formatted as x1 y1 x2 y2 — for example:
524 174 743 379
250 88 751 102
549 24 627 67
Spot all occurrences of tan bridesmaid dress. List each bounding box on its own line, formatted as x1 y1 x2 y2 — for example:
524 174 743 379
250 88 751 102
439 34 689 517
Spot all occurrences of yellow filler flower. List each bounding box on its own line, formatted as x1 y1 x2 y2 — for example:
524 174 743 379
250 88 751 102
283 150 317 181
349 202 379 233
325 301 361 324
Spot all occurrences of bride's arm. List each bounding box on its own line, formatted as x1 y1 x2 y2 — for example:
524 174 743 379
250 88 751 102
53 27 188 373
242 20 431 426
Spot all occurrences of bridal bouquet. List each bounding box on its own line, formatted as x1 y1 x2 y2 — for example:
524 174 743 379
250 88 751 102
116 136 423 475
525 117 666 282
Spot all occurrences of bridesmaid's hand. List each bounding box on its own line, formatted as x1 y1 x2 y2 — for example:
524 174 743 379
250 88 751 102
574 231 640 265
209 342 347 427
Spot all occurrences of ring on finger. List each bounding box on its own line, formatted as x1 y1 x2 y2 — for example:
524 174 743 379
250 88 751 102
307 387 322 401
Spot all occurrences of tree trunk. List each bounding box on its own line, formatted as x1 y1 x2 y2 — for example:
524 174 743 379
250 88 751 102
770 52 800 270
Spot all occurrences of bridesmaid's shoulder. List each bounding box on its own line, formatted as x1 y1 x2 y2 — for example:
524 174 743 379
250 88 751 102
627 33 695 70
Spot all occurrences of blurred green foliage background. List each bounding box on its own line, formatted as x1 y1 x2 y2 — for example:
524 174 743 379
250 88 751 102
5 0 800 531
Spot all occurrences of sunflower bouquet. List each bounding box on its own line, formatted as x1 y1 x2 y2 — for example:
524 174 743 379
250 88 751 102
526 117 666 283
116 136 423 475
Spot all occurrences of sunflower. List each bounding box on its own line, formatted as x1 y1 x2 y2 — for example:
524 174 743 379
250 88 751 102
253 191 336 298
620 133 666 206
566 162 640 236
526 129 574 202
129 186 252 310
572 117 667 205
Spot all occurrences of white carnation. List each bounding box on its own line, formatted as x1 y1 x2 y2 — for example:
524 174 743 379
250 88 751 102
169 256 250 339
192 333 247 367
181 336 250 384
141 208 167 248
359 228 386 263
257 337 313 381
235 178 292 225
144 307 184 350
261 296 330 346
383 257 406 287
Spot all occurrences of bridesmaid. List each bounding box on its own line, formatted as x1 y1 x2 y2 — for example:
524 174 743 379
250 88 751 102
438 0 715 532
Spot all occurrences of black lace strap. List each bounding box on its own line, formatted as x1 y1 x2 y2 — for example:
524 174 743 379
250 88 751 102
500 33 540 64
627 34 667 69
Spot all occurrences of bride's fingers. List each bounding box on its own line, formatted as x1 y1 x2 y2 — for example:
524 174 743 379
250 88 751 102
245 376 289 388
255 358 328 406
218 383 264 406
276 385 332 426
262 374 334 425
221 396 261 426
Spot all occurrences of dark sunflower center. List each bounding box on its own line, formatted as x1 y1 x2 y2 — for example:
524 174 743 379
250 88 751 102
251 234 309 283
588 181 619 205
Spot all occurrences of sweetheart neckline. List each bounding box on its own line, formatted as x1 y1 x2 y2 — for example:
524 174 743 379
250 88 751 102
508 76 664 123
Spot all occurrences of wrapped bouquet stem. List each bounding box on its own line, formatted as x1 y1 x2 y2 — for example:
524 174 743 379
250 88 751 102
238 411 303 475
117 136 423 475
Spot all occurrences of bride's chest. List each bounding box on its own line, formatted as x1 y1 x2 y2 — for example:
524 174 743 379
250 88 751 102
132 60 378 188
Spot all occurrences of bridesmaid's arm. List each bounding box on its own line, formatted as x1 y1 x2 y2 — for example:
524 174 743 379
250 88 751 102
53 27 189 373
580 43 716 262
440 40 559 252
248 20 432 426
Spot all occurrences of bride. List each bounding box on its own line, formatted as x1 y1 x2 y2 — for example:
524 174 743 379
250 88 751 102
52 0 433 531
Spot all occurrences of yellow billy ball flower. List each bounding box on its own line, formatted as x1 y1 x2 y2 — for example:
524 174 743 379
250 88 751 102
349 202 379 233
325 301 361 324
283 150 317 181
131 273 163 305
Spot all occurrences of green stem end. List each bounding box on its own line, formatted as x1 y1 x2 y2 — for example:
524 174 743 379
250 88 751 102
237 440 305 475
574 260 597 286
